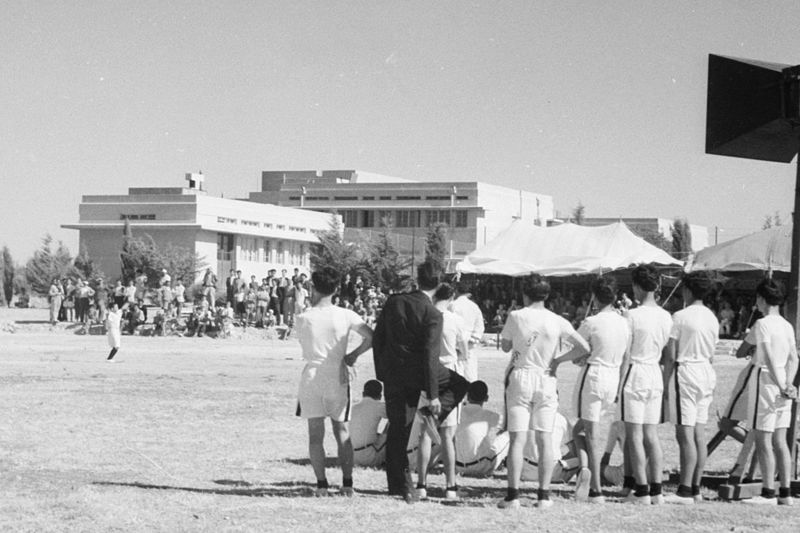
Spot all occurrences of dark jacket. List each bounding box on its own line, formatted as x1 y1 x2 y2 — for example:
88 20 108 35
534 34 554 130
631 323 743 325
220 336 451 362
373 291 446 399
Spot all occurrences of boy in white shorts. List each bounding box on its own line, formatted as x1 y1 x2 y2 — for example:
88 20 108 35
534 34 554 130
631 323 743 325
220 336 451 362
741 279 798 505
295 266 374 496
663 271 719 504
416 283 469 500
551 276 630 503
618 264 672 504
498 275 589 509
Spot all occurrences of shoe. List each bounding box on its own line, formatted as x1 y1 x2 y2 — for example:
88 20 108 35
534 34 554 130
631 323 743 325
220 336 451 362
106 359 116 363
444 489 461 501
403 490 420 504
693 494 704 503
651 494 665 505
602 465 624 486
778 496 794 506
625 493 651 505
497 498 521 510
588 495 606 504
314 488 329 497
742 496 777 505
340 487 354 497
574 468 591 502
416 487 428 500
664 494 694 505
535 499 554 509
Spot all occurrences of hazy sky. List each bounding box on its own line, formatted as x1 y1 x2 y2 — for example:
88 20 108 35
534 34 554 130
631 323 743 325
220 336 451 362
2 1 800 261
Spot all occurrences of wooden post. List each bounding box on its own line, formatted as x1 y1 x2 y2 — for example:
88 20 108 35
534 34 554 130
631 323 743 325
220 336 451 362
787 150 800 471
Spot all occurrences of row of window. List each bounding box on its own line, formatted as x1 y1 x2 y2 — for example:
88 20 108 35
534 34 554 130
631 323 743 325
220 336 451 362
216 234 307 266
216 217 303 232
340 209 469 229
287 195 470 202
120 214 156 220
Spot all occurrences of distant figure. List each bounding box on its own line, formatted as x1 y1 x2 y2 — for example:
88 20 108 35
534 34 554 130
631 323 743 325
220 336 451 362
48 279 63 325
105 302 122 361
202 268 217 308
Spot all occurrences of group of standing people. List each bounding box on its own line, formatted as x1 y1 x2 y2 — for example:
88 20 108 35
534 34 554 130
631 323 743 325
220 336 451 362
294 260 799 508
224 268 308 328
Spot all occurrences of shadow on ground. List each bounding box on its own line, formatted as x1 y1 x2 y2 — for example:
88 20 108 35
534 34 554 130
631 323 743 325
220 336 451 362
92 480 315 498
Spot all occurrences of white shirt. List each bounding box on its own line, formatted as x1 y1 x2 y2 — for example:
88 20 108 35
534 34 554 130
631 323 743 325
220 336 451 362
746 314 797 385
450 295 485 345
105 310 122 334
670 303 719 364
626 305 673 365
501 307 575 369
578 310 630 368
295 304 365 377
349 398 386 448
455 403 502 463
440 309 467 370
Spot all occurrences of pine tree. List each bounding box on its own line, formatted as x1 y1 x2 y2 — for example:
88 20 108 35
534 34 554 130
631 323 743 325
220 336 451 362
671 218 693 260
571 202 586 225
25 235 75 295
310 213 359 276
2 246 15 306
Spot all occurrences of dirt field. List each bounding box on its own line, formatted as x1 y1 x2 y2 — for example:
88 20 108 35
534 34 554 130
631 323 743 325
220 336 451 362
0 308 797 532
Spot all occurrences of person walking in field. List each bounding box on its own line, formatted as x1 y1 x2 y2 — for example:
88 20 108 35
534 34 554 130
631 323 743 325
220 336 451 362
663 272 719 504
295 266 374 497
740 279 798 505
617 264 672 505
48 279 63 325
550 276 629 504
499 274 589 509
105 302 123 362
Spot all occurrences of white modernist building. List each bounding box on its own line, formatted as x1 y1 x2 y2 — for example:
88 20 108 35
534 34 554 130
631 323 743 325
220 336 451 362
62 174 333 285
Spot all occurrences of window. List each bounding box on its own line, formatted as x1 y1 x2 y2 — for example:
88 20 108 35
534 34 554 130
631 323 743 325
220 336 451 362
217 216 237 224
288 196 301 201
361 210 375 228
242 220 259 227
379 196 391 200
120 214 156 220
396 210 420 228
396 195 421 200
264 240 272 263
343 210 359 228
456 195 469 200
425 195 450 200
306 196 329 201
217 233 234 261
277 241 284 264
361 196 374 200
455 210 468 227
289 226 306 233
334 196 358 201
426 210 450 225
277 225 285 230
241 237 258 262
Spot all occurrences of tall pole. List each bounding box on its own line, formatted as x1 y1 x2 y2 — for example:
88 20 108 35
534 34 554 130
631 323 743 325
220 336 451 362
787 149 800 469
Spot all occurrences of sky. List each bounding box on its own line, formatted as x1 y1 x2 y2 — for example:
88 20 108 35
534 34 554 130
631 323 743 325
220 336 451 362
2 0 800 262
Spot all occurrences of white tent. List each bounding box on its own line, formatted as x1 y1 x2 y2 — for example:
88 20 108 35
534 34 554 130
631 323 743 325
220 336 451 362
457 220 682 277
687 225 792 273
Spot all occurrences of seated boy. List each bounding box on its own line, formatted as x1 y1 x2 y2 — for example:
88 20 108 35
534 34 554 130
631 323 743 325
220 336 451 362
454 381 509 477
351 380 388 467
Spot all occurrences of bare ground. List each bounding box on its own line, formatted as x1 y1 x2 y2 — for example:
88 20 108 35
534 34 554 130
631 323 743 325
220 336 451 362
0 308 797 532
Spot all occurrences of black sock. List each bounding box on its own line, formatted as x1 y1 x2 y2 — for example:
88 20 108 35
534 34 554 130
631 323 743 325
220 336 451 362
107 348 118 360
588 489 602 498
778 487 790 499
691 485 700 496
538 488 550 501
506 487 519 501
649 483 662 496
446 485 458 492
601 453 611 465
343 478 353 488
623 476 635 490
317 479 328 489
416 483 426 490
676 484 692 498
634 484 649 497
761 487 776 499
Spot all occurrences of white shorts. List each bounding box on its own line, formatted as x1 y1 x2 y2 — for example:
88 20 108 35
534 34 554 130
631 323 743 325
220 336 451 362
296 366 351 422
505 367 558 433
618 363 663 425
667 361 716 427
573 364 619 423
747 367 792 432
417 393 460 428
722 363 756 422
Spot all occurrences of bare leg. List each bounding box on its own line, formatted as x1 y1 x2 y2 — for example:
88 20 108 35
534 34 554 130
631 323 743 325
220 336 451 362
536 430 554 492
308 418 327 482
643 423 662 485
440 426 457 488
582 420 602 493
417 430 432 487
772 428 790 492
506 431 527 490
331 420 354 482
693 423 707 487
625 423 647 485
754 429 775 491
676 425 698 488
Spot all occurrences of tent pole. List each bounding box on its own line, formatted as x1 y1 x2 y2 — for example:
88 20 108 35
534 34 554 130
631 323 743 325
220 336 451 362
786 146 800 474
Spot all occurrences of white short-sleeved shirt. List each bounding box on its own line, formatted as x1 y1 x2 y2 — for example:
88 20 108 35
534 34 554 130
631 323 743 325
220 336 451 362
626 305 673 364
501 307 575 369
670 304 719 363
455 403 502 461
746 314 797 386
440 309 467 370
449 296 485 345
578 310 630 368
349 398 386 448
295 305 366 378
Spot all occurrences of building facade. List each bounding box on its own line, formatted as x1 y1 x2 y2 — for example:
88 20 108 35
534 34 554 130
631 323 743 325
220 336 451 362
248 170 555 262
62 175 332 285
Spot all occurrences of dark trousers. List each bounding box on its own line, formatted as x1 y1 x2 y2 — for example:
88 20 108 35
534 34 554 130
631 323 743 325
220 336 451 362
383 369 469 494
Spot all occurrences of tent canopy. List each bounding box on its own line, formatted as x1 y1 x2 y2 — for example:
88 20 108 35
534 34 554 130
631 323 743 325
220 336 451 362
457 220 682 277
687 225 792 273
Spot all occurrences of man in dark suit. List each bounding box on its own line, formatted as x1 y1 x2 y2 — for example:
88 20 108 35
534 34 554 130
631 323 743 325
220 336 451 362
372 261 469 502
